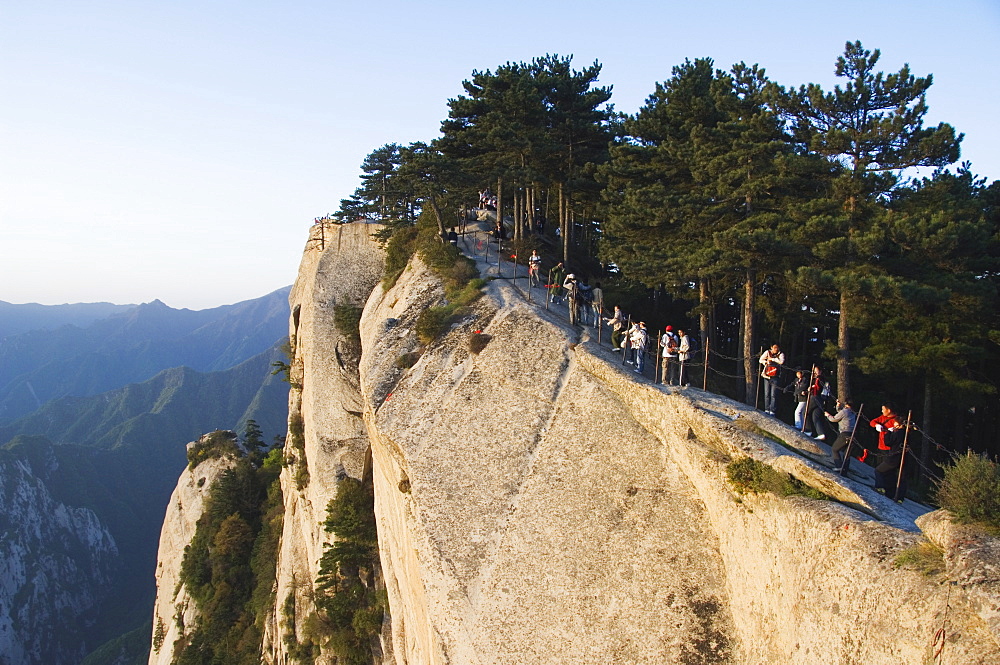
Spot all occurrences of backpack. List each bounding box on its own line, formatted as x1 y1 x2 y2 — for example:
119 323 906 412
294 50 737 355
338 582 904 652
686 334 700 355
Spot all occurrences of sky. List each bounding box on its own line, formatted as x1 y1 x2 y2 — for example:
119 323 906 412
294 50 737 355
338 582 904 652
2 0 998 310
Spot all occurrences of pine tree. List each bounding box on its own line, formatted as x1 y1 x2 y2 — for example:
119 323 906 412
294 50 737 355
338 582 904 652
696 63 814 402
601 58 730 348
775 41 962 401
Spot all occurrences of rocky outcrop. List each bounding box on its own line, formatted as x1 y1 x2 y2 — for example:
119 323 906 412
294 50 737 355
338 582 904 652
351 230 999 663
148 442 237 665
263 222 387 664
0 443 118 665
151 220 1000 664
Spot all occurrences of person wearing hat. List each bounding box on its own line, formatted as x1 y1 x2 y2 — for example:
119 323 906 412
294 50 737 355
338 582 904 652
562 273 579 323
659 325 680 385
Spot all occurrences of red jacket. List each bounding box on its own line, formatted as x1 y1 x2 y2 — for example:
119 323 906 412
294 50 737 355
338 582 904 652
870 414 899 451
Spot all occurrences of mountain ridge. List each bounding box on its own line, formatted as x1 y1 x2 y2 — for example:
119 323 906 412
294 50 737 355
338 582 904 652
0 286 291 423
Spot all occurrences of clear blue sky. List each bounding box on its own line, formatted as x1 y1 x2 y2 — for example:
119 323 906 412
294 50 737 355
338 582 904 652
3 0 997 309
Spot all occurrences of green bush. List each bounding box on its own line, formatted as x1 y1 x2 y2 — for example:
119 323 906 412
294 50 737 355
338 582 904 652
382 226 418 291
311 478 382 664
894 541 945 576
334 305 363 344
415 307 450 345
726 457 830 500
935 451 1000 529
186 430 240 470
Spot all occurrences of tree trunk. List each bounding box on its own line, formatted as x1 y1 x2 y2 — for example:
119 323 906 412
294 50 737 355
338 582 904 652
921 377 933 473
698 278 710 358
558 183 568 264
513 187 522 240
837 289 851 403
427 194 446 239
743 270 756 405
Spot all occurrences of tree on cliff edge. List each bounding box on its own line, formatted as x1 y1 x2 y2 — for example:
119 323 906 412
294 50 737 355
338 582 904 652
773 41 962 401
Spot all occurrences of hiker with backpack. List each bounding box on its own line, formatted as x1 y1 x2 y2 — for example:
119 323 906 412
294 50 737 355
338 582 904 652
577 280 594 325
659 325 680 385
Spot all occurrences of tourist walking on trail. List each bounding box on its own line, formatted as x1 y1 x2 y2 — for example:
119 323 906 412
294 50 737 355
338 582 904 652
826 399 858 471
605 306 626 349
624 322 640 364
806 367 831 439
677 329 691 386
791 370 809 429
659 325 679 385
549 263 565 304
758 344 785 415
591 282 604 328
563 274 579 324
578 280 594 325
631 322 649 374
528 250 542 287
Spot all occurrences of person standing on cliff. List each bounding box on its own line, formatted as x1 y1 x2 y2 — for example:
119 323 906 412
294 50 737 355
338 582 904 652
758 344 785 415
549 263 565 304
826 399 858 472
605 305 626 348
869 403 900 452
791 370 810 430
632 322 649 374
677 328 691 386
873 419 910 500
528 250 542 287
806 366 831 439
591 282 604 327
659 325 679 385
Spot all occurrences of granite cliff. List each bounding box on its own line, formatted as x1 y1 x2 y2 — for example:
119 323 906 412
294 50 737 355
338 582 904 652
152 220 1000 664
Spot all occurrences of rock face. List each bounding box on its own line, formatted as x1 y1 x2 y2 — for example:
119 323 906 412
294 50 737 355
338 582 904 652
350 228 999 664
0 444 118 665
151 220 1000 664
263 222 387 664
148 442 237 665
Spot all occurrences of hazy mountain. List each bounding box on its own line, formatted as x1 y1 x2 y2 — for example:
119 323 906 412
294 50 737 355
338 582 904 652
0 342 290 664
0 287 291 424
0 300 134 340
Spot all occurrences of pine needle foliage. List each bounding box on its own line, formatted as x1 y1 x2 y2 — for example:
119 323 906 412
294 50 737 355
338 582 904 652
174 446 284 665
935 452 1000 529
309 478 384 665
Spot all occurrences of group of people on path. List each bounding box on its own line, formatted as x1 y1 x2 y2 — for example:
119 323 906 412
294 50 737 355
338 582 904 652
758 344 915 501
508 242 916 503
544 261 604 327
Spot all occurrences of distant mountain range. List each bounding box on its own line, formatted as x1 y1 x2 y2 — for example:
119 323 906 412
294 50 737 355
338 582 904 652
0 288 291 423
0 300 135 340
0 290 291 665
